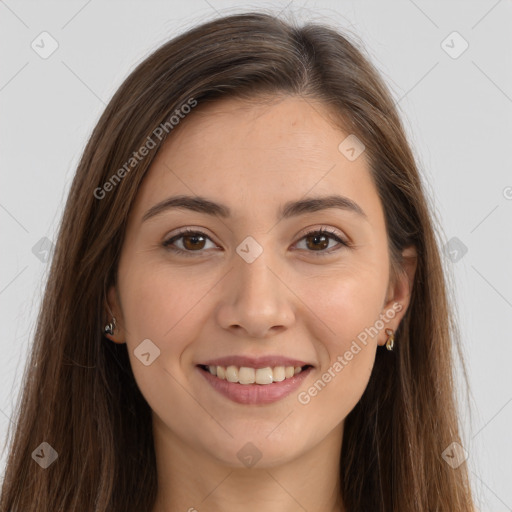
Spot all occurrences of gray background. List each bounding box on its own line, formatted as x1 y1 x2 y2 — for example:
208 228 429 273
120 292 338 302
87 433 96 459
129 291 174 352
1 1 511 510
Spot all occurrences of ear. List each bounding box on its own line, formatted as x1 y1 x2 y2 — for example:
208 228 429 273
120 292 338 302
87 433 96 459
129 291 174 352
103 284 126 344
378 245 418 347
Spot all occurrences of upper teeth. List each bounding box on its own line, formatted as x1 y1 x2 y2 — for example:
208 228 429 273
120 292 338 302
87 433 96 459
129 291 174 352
207 365 304 385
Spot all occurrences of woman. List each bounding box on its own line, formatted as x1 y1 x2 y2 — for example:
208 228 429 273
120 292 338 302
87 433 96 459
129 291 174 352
0 11 476 512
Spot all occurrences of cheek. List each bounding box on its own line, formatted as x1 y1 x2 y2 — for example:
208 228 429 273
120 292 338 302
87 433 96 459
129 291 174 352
118 263 220 398
296 278 379 426
119 261 212 344
301 264 387 348
295 265 385 409
117 265 205 421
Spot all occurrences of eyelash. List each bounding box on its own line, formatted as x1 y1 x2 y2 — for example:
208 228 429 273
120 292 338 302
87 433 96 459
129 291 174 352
162 227 350 257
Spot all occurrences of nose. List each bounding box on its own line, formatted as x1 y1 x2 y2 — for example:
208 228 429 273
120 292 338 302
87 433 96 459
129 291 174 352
215 249 296 339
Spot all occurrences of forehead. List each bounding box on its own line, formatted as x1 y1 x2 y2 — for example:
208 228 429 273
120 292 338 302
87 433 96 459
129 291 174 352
164 94 351 165
130 95 382 226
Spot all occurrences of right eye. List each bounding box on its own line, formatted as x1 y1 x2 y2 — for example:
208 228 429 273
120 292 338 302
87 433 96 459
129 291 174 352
162 228 218 256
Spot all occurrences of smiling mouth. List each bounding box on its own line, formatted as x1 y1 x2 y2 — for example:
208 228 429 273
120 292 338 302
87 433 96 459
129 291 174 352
197 364 313 385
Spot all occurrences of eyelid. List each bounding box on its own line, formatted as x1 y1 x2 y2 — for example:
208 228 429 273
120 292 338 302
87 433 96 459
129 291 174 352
296 225 348 244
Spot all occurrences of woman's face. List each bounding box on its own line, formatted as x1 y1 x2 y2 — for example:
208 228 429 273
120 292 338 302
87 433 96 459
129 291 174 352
108 95 415 468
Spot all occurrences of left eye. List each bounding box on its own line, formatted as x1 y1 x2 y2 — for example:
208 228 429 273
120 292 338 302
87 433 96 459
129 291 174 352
294 228 348 253
162 227 348 256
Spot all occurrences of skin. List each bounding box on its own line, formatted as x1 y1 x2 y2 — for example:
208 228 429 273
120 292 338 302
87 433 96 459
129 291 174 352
105 95 417 512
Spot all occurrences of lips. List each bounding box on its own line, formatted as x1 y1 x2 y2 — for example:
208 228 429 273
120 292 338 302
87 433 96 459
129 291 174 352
194 354 315 403
196 364 314 404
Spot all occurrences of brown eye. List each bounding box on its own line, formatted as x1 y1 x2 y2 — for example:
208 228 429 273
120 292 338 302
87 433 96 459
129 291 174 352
162 229 216 256
294 228 348 255
181 233 206 250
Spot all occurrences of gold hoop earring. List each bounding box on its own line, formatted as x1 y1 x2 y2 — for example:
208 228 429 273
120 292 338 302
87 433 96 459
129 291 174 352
385 328 395 351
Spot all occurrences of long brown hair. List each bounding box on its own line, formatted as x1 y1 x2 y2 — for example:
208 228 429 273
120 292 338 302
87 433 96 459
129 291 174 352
0 11 475 511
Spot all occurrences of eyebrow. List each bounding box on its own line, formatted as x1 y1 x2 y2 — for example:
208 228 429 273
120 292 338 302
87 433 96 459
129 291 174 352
141 194 368 223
